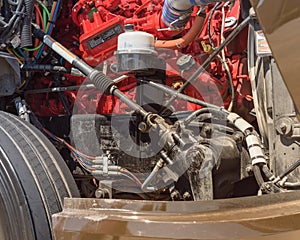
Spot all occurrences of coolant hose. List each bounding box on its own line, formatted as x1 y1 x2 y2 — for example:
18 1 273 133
161 0 229 29
21 0 36 47
155 15 205 49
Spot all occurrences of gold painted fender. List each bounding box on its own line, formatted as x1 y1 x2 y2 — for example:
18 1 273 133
53 191 300 240
251 0 300 120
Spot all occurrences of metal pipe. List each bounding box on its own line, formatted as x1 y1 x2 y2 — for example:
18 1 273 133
24 84 95 94
279 160 300 180
141 159 164 192
21 64 85 76
183 107 227 126
24 75 128 95
283 182 300 188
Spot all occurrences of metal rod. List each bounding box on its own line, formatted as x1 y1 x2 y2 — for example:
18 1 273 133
112 88 149 118
24 76 128 95
279 159 300 179
24 84 95 95
141 80 220 109
160 16 251 114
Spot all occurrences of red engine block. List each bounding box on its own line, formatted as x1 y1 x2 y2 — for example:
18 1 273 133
26 0 253 121
72 0 124 66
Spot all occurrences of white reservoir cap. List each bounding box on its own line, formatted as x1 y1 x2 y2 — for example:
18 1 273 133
117 24 156 55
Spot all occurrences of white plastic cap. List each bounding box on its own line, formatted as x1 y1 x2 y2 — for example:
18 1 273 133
117 27 156 55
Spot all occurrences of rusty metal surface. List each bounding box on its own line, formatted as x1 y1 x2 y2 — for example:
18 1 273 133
251 0 300 119
53 191 300 239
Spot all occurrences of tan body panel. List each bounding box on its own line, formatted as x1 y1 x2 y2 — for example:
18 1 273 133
54 191 300 239
251 0 300 118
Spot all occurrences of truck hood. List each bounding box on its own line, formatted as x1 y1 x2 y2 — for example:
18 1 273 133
251 0 300 118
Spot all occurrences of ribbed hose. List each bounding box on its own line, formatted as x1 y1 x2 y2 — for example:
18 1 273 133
88 70 115 95
161 0 229 28
21 0 36 47
161 0 193 28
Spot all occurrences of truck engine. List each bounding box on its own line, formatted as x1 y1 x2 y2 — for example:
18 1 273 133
1 0 299 206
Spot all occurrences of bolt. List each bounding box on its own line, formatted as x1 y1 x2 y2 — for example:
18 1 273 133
138 122 148 133
233 131 244 143
92 200 98 208
95 189 107 198
170 189 180 200
183 192 191 200
280 123 287 133
51 59 58 65
246 165 253 174
202 124 212 136
1 43 7 49
265 183 271 191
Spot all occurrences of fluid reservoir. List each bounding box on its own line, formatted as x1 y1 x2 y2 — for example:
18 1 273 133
116 24 156 55
115 24 162 72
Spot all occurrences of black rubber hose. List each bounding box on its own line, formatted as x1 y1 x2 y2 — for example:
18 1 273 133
208 2 220 49
261 164 275 181
253 165 264 187
21 0 36 47
3 0 11 22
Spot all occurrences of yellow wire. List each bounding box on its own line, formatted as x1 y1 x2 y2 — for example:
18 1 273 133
6 48 23 64
6 48 28 90
17 80 27 90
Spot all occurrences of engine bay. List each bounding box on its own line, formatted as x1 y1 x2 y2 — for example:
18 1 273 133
1 0 300 201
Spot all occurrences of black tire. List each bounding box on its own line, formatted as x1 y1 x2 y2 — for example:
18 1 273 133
0 111 80 240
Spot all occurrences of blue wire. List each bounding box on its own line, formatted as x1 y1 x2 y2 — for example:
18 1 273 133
34 44 44 63
72 151 93 168
17 48 29 64
34 1 61 63
47 1 60 35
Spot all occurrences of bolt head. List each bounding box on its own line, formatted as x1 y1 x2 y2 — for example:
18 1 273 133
183 192 191 200
138 122 148 132
246 165 253 174
280 123 287 132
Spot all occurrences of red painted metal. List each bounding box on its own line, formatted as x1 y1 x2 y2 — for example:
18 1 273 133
26 0 252 120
